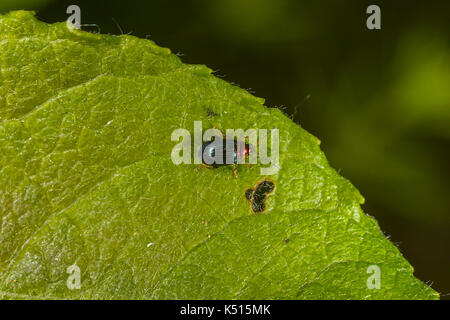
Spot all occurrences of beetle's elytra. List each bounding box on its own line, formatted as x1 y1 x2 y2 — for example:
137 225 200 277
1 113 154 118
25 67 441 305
196 137 251 178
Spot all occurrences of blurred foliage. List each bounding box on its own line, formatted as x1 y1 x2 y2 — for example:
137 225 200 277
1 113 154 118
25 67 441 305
1 0 449 296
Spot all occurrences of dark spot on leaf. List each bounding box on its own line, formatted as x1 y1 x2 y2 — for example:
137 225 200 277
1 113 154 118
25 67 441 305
255 180 275 194
244 188 254 201
206 106 218 117
244 179 275 213
251 199 266 212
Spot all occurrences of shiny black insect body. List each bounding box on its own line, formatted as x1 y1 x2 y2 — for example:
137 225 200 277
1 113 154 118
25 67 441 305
196 137 250 178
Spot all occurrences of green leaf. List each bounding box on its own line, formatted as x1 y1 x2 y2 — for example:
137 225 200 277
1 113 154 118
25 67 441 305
0 11 438 300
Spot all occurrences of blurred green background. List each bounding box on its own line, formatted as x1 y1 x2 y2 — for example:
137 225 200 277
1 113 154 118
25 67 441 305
1 0 449 298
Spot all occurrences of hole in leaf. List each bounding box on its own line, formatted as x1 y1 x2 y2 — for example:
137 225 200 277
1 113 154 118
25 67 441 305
244 179 275 213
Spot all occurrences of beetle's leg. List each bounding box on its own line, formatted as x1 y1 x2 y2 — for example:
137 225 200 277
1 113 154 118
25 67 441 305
232 164 239 179
196 163 213 172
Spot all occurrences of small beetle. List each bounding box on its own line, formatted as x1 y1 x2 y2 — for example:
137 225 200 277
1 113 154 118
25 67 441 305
195 126 276 178
196 136 251 178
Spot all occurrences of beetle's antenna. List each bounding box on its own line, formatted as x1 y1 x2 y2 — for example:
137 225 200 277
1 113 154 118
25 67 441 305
255 126 280 170
257 126 277 147
246 126 275 141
